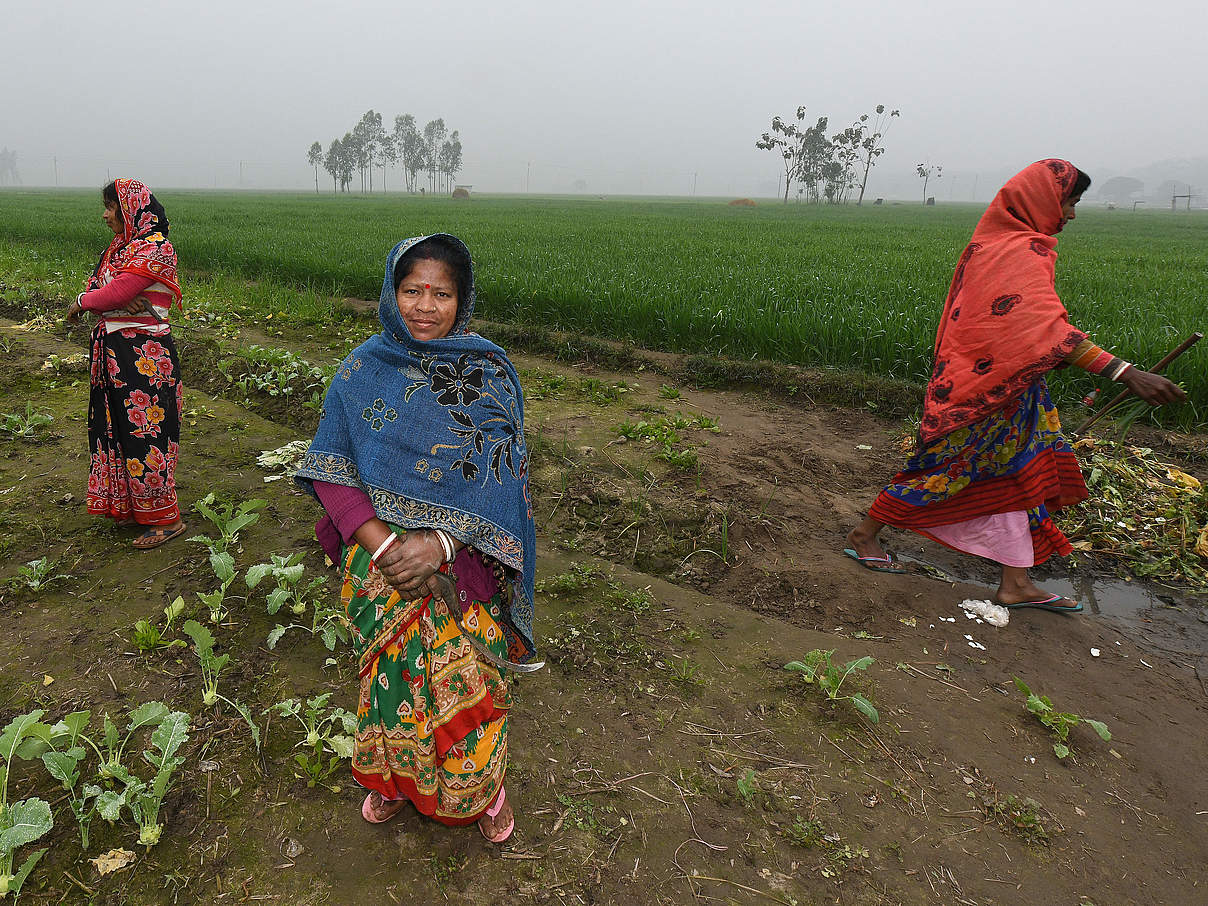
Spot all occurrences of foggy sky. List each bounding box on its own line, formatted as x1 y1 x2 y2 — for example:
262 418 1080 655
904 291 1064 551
3 0 1206 198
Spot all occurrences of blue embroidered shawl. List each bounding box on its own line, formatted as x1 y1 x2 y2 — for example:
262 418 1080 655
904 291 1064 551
295 235 536 658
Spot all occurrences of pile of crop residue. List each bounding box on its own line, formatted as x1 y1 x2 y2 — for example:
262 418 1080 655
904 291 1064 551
1061 437 1208 592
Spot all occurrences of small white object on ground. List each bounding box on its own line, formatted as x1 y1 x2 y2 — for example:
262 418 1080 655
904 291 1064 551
1091 648 1101 657
960 599 1010 627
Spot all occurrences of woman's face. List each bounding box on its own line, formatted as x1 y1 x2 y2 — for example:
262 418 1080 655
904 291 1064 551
395 258 459 341
1056 193 1081 233
103 200 123 236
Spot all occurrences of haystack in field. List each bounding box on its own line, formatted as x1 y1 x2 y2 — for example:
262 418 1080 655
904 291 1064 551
452 185 471 199
728 198 756 207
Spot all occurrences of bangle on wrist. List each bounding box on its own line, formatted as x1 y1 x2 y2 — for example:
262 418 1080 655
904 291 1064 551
1111 361 1133 381
371 532 398 563
434 529 455 563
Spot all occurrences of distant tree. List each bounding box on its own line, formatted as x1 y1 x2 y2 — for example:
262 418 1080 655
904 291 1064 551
307 141 323 193
337 132 357 192
916 162 942 204
756 107 809 202
422 118 447 193
394 114 424 194
829 125 862 204
353 110 385 192
380 133 398 192
854 105 899 205
446 130 463 189
322 139 341 193
797 117 833 203
1098 176 1145 204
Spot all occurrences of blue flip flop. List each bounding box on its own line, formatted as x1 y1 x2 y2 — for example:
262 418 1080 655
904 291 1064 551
843 548 907 575
1000 593 1083 614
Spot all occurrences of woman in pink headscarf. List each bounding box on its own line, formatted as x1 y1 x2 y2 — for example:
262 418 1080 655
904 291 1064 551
65 178 186 548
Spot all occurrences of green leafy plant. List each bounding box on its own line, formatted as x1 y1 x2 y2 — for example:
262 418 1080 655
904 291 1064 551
181 621 260 750
785 649 879 723
269 695 355 789
82 702 170 782
0 712 55 898
189 493 266 553
246 555 346 650
40 711 101 850
198 549 237 624
95 711 191 848
7 556 71 593
132 596 187 652
1012 677 1111 759
0 404 54 440
735 768 758 807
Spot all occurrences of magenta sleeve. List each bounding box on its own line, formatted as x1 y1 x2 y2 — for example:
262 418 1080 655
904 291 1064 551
313 480 377 543
79 273 157 313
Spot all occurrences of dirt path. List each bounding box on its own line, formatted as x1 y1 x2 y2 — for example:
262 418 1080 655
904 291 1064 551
1 314 1206 905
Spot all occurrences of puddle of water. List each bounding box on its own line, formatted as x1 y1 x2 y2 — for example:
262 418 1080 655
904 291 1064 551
897 553 1208 658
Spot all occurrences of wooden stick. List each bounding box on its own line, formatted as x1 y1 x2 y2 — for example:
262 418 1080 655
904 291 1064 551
1073 331 1202 436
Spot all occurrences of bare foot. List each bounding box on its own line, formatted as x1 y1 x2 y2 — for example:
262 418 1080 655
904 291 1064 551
477 789 514 842
363 791 408 823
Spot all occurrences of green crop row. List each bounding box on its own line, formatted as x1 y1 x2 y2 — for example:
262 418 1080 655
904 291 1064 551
2 190 1204 426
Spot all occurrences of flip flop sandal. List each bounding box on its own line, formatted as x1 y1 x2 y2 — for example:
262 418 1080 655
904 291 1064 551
478 786 514 844
132 522 188 550
999 593 1083 614
361 791 407 824
842 548 907 575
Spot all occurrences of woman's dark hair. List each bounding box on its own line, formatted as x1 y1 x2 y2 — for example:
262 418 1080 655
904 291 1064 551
393 235 472 303
1071 168 1092 199
102 181 122 221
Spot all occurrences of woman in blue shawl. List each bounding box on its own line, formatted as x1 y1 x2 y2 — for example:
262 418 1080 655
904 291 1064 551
295 234 535 842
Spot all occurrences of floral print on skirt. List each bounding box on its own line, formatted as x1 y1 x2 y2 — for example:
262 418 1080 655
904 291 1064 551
869 379 1088 565
342 534 512 825
87 324 182 525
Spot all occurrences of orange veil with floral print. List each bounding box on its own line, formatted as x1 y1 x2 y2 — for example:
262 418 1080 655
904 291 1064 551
920 160 1086 444
87 178 182 306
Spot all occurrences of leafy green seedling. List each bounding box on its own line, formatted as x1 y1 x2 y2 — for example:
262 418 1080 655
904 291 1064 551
247 555 345 650
132 596 187 652
181 621 260 750
268 695 355 789
95 712 191 848
0 711 56 898
198 549 237 624
188 493 266 553
1013 677 1111 759
0 404 54 440
8 556 72 593
785 649 879 723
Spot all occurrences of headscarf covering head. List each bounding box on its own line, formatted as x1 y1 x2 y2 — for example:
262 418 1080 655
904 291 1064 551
297 235 538 661
87 178 182 305
919 160 1088 444
382 233 476 341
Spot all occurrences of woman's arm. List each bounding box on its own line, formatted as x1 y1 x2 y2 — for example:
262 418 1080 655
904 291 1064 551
77 273 157 313
1067 338 1186 406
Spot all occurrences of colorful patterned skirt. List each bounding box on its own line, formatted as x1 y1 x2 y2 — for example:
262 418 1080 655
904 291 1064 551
87 324 182 525
341 535 512 826
869 379 1087 566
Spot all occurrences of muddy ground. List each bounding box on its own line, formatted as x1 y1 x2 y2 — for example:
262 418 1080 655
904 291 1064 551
1 294 1206 906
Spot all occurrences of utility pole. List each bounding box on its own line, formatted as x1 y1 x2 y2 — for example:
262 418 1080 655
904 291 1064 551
53 156 58 187
239 160 245 188
692 171 697 196
526 161 531 194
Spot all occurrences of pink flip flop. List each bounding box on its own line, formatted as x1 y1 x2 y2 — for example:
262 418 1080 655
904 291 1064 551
362 791 407 824
479 786 514 843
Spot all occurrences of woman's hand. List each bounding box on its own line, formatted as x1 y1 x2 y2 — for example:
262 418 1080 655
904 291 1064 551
65 297 84 324
1120 368 1187 406
122 295 152 316
373 530 447 601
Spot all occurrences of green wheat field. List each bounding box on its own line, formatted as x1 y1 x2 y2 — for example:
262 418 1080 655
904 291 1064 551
2 189 1204 426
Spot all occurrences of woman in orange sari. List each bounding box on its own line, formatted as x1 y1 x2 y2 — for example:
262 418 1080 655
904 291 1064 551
845 160 1184 612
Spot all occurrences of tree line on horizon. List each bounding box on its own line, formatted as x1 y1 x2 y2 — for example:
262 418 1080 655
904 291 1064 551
307 110 463 195
757 104 899 204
